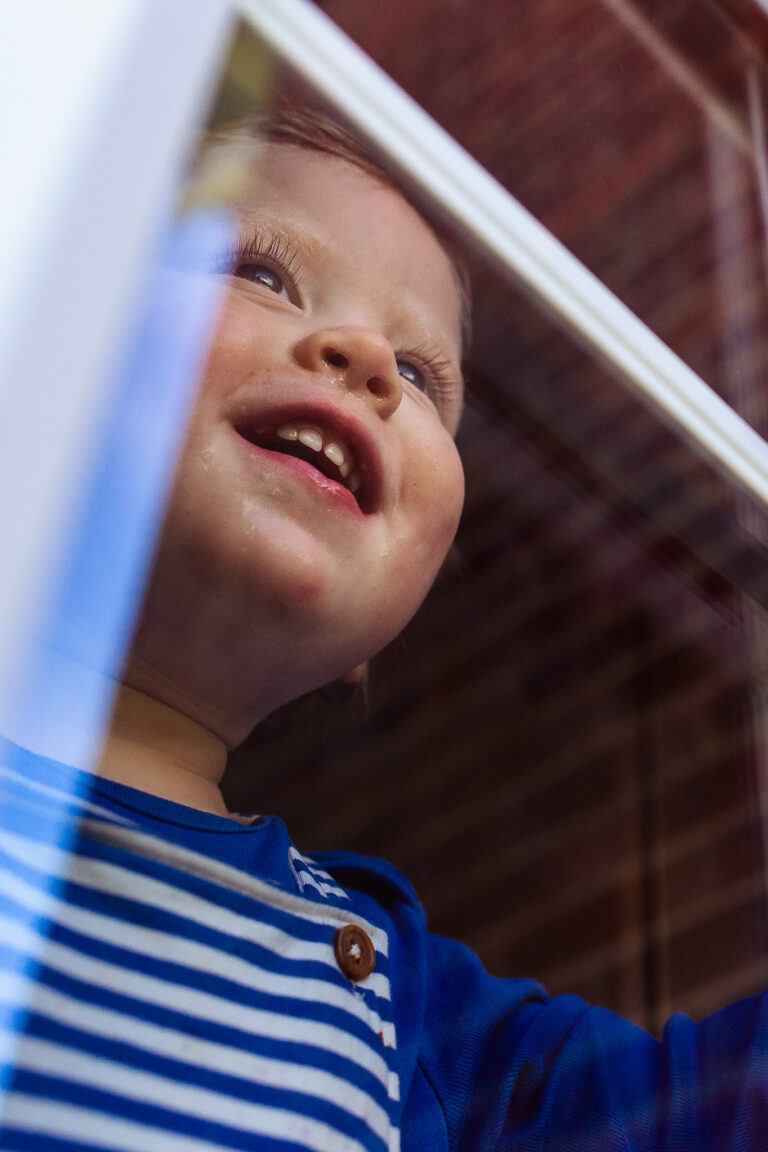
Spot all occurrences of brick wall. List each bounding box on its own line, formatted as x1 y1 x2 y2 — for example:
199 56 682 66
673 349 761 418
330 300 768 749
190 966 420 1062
225 0 768 1031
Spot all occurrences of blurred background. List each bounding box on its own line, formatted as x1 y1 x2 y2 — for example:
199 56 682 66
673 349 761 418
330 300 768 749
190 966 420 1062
223 0 768 1035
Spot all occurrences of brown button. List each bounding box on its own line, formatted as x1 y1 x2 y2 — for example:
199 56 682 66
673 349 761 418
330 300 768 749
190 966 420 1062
334 924 376 982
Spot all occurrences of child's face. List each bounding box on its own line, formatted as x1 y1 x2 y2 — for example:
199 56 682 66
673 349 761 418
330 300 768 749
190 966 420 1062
137 145 465 730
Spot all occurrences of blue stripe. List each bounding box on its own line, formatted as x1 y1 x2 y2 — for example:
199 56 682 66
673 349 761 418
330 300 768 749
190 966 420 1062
0 946 395 1107
0 847 394 1022
0 1127 109 1152
58 875 358 988
73 830 361 939
5 1069 388 1152
0 794 85 855
38 963 392 1107
0 1119 338 1152
72 831 394 991
49 919 388 1046
0 764 399 1151
17 1011 390 1149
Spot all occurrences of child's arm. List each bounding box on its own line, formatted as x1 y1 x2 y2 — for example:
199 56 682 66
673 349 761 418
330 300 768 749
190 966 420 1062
325 846 767 1152
407 930 768 1151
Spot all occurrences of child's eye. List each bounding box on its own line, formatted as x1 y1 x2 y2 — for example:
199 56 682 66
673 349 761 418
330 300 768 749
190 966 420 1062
396 359 426 390
397 344 463 432
228 229 303 304
234 262 289 299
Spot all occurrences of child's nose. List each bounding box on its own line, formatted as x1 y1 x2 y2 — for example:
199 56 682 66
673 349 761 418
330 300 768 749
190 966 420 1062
294 328 403 419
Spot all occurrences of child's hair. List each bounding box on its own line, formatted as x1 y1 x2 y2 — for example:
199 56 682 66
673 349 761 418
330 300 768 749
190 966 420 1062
202 102 472 356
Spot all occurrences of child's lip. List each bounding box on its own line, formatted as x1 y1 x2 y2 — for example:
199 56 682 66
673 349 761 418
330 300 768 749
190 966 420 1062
236 440 365 516
228 398 386 514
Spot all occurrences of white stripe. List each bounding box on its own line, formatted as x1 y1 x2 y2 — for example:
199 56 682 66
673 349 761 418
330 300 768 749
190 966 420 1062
82 817 390 954
0 837 393 1022
9 979 392 1143
0 909 398 1098
0 1091 389 1152
295 868 350 901
64 855 394 1025
289 848 350 900
3 1030 380 1152
11 820 393 999
1 1092 242 1152
0 761 134 827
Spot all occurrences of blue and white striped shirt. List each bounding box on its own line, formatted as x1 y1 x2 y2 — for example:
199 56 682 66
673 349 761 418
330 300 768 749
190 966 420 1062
2 739 768 1151
0 743 401 1151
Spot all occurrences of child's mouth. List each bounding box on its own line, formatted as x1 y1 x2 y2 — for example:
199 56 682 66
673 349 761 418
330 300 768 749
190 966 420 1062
235 420 370 513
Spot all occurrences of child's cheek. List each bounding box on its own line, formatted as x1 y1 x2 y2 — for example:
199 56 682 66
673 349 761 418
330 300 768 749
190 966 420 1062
201 290 268 378
409 439 464 545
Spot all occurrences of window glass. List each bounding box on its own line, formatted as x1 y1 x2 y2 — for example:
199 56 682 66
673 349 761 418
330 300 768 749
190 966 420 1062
221 3 768 1033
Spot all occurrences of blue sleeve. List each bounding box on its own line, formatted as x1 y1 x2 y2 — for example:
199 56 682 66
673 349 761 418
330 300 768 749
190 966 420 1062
412 933 768 1152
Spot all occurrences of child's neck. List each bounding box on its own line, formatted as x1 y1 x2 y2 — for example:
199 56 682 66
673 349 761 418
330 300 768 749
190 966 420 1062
96 683 231 818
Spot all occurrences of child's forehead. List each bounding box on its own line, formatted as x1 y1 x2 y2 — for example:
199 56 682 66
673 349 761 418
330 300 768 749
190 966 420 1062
247 146 441 258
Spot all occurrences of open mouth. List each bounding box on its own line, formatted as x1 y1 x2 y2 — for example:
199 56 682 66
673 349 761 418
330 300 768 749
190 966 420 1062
235 419 372 512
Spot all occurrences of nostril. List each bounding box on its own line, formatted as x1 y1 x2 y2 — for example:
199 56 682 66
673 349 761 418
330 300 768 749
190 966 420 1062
366 376 391 399
323 347 349 369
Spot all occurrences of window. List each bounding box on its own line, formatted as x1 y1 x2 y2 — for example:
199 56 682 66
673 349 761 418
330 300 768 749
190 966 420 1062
3 0 768 1118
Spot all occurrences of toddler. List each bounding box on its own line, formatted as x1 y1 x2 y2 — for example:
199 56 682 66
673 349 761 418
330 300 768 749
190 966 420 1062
1 108 767 1152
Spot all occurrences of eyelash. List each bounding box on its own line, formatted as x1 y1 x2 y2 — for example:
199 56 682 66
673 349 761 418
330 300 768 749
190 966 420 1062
230 230 304 299
399 345 457 410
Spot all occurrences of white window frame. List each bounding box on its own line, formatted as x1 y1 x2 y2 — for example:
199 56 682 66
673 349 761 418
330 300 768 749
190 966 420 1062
243 0 768 510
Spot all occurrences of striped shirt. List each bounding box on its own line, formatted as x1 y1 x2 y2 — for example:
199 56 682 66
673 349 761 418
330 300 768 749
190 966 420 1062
3 741 763 1151
0 741 401 1152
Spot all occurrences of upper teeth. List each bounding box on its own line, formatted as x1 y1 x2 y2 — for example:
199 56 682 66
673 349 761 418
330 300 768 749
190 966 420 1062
276 422 362 493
